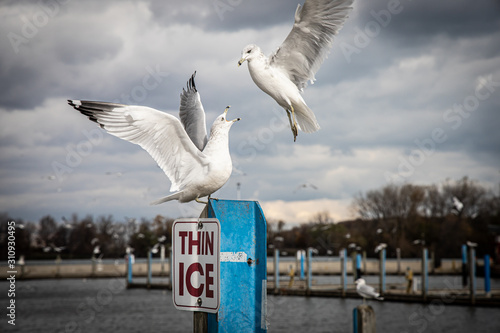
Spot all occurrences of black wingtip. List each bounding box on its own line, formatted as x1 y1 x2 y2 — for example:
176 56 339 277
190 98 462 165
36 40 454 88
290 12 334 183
188 71 197 92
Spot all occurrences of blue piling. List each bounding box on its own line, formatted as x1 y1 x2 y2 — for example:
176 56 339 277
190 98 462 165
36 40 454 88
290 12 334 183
379 248 386 294
147 250 152 288
484 255 491 297
352 307 358 333
206 199 267 333
127 254 133 285
422 248 428 300
341 248 347 296
461 244 468 288
306 248 312 292
274 249 280 292
300 250 305 280
469 247 476 304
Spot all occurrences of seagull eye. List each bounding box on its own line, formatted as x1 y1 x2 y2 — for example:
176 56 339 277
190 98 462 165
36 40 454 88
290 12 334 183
246 50 251 54
221 117 224 121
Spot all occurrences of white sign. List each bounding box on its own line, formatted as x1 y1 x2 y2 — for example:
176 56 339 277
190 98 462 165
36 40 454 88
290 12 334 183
172 218 220 313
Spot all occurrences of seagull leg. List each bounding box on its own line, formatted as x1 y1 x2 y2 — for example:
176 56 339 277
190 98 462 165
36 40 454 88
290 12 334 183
289 105 298 142
195 197 208 204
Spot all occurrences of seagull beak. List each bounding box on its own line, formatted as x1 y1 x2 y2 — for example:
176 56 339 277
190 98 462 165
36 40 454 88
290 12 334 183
237 58 245 67
224 106 240 122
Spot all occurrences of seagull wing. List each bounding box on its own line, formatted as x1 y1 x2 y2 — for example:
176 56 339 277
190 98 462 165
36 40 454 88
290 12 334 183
358 283 377 298
270 0 353 90
68 100 209 192
179 72 208 151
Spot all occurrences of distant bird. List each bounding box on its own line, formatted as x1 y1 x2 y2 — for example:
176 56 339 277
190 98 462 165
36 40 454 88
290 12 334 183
466 241 478 248
68 72 240 204
293 182 318 193
238 0 354 141
355 278 384 302
374 243 387 253
452 196 464 214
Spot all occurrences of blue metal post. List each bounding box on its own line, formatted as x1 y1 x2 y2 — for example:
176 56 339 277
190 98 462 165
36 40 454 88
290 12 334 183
127 254 133 285
274 249 280 291
300 250 305 280
484 255 491 297
356 253 362 279
306 248 312 291
379 248 386 294
422 248 428 300
461 244 468 288
206 199 267 333
341 248 347 296
147 250 152 287
469 247 476 304
352 307 358 333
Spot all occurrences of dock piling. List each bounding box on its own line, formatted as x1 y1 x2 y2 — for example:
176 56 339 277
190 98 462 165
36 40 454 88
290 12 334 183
353 305 376 333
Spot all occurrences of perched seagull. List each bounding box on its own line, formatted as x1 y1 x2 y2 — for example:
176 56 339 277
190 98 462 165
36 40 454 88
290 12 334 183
238 0 354 141
68 72 240 204
355 278 384 302
374 243 387 253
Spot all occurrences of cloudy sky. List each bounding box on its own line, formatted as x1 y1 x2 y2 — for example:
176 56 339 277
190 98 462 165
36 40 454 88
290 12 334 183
1 0 499 226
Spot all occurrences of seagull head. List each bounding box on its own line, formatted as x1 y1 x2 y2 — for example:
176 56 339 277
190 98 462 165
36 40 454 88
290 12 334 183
355 278 366 286
210 106 241 133
238 44 260 66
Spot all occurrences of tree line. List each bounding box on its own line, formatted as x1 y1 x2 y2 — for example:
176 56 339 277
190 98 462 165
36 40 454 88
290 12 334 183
1 176 498 262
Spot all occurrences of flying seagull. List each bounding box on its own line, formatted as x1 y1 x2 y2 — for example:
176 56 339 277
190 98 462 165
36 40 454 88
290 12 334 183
68 72 240 204
355 278 384 302
238 0 354 141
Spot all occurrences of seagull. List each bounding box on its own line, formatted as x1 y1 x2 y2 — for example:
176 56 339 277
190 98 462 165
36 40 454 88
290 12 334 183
374 243 387 253
355 278 384 302
238 0 354 141
68 72 240 204
293 182 318 193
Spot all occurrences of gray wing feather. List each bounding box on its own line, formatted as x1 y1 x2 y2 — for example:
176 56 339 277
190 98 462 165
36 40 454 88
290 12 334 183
270 0 354 90
179 72 208 151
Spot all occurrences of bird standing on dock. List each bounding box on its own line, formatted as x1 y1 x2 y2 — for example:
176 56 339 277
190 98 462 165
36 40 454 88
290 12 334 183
355 278 384 302
238 0 354 141
68 72 240 204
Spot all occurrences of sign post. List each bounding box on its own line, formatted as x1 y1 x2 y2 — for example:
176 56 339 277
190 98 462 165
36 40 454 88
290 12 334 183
172 218 221 314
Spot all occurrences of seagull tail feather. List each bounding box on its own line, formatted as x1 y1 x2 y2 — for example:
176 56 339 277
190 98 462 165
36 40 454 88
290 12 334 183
150 192 182 205
294 102 320 133
376 296 384 301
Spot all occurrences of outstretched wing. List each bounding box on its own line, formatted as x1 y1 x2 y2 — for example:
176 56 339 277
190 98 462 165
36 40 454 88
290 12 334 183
68 100 208 192
270 0 354 90
179 71 208 151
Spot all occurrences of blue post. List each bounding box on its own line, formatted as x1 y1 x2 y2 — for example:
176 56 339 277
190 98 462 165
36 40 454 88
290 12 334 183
356 253 362 279
379 248 386 294
469 247 476 304
147 250 152 287
352 307 358 333
484 255 491 297
341 248 347 296
461 244 468 288
206 199 267 333
422 248 428 300
274 249 280 291
127 254 133 285
300 250 305 280
307 248 312 291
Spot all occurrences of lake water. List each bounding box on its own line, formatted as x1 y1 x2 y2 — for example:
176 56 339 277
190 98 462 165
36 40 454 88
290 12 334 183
1 278 499 332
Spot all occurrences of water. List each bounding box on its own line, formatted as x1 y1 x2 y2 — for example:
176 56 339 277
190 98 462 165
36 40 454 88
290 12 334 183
1 278 499 333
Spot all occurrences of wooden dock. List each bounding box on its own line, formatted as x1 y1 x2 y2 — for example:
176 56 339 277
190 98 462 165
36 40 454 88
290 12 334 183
125 279 500 307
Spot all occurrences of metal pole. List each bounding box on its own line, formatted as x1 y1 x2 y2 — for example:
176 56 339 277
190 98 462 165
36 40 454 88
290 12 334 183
379 248 386 295
484 255 491 297
127 254 133 285
422 248 428 301
362 251 367 276
274 249 280 292
469 247 476 305
300 250 305 280
160 244 165 276
341 248 347 297
396 248 401 275
147 249 152 288
306 248 312 293
461 244 468 288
